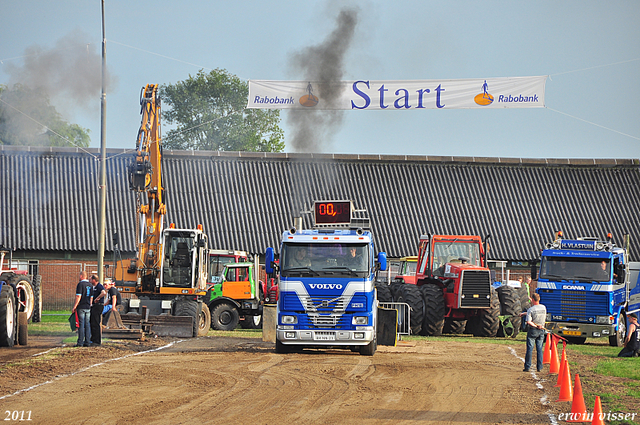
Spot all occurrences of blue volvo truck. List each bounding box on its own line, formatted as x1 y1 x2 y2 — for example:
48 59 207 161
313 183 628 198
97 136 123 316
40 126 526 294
536 233 640 346
265 200 387 356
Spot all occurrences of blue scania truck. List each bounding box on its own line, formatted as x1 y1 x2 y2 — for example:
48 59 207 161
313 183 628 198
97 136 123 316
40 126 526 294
265 201 387 356
535 233 640 346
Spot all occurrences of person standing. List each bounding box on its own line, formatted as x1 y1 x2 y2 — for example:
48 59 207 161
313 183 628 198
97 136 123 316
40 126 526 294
618 313 640 357
522 293 547 372
102 279 122 314
89 274 106 345
71 271 92 347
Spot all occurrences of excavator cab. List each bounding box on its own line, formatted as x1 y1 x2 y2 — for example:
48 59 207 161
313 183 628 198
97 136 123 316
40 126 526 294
161 228 208 290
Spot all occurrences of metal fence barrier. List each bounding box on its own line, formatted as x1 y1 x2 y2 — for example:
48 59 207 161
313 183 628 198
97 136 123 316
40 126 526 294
379 301 411 339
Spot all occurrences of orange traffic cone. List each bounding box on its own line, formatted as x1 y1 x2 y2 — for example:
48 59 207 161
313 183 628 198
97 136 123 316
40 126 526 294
555 343 567 387
550 337 561 374
543 333 552 364
591 396 605 425
556 358 573 402
567 374 588 422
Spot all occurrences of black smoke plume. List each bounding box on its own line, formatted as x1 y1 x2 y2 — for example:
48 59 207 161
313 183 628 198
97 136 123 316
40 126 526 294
3 29 117 120
287 8 359 153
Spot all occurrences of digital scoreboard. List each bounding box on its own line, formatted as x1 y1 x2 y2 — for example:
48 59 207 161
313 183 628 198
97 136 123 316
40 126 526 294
314 201 352 226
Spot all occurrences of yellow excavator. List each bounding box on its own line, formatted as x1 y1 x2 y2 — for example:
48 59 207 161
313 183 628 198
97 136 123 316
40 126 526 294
113 84 210 337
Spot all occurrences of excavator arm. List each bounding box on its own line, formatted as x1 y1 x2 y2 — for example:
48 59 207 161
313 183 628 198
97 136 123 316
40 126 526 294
127 84 166 292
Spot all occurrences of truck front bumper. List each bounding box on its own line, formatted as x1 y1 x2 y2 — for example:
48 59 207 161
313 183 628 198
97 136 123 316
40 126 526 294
276 327 374 345
545 322 617 339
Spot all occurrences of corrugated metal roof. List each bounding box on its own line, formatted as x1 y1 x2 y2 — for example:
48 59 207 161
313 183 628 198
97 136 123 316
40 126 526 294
1 146 639 261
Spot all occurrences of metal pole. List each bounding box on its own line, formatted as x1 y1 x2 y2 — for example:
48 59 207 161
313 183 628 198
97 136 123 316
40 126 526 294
98 0 107 285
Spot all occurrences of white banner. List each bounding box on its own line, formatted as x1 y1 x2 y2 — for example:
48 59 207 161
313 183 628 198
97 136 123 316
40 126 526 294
247 76 547 110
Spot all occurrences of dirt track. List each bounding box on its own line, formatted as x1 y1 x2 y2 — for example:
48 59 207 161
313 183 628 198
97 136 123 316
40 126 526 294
0 337 562 424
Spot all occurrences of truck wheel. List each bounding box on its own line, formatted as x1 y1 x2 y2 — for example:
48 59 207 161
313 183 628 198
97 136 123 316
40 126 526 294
516 285 531 312
210 303 240 331
610 315 626 347
31 275 42 323
443 318 467 334
359 338 377 356
17 312 28 345
12 275 34 321
397 284 423 335
197 302 211 337
0 285 16 347
174 299 199 337
472 287 500 337
376 283 393 303
239 314 263 329
275 339 290 354
420 284 445 336
496 286 522 338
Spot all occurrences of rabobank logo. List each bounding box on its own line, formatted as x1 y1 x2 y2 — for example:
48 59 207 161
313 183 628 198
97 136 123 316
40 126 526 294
474 80 494 106
299 82 319 107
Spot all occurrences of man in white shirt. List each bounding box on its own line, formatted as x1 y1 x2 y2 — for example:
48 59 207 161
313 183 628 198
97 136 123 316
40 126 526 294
522 293 547 372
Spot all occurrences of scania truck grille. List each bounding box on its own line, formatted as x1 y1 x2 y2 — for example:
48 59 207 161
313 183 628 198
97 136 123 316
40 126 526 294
539 290 610 319
460 270 491 308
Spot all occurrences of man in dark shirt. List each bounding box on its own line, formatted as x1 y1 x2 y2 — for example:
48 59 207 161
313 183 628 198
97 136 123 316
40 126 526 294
89 275 106 345
72 271 92 347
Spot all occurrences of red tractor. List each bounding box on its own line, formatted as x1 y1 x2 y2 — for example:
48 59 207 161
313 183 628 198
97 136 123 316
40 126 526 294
392 234 516 337
0 247 36 347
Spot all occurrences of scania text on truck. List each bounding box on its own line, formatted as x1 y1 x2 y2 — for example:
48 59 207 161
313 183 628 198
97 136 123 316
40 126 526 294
536 232 640 346
265 201 387 356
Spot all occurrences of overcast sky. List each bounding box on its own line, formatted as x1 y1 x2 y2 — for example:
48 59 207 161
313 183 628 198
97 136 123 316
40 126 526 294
1 0 638 158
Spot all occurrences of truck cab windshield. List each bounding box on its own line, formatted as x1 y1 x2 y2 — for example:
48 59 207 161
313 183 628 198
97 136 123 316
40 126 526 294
281 243 370 277
540 256 611 282
432 241 481 276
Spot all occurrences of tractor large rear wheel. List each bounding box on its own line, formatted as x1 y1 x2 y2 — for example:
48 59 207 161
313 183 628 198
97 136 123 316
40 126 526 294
443 318 467 334
31 275 42 323
420 284 445 336
376 283 393 303
396 284 423 335
12 275 34 322
496 286 522 338
0 285 16 347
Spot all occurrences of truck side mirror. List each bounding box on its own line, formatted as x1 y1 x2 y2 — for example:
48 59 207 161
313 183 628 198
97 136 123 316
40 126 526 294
616 264 625 282
530 262 538 280
378 252 387 272
265 247 274 275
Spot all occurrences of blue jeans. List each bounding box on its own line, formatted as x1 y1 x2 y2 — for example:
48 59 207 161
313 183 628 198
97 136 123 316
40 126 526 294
77 308 92 346
524 328 546 371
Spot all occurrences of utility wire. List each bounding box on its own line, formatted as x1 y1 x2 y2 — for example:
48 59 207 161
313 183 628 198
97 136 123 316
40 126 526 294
546 107 640 141
550 58 640 77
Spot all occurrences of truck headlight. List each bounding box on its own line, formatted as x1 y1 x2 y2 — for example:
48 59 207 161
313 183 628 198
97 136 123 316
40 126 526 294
352 316 368 325
281 315 297 324
596 316 613 324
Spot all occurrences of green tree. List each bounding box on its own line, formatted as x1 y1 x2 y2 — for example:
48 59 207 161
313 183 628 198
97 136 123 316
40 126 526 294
160 69 284 152
0 84 90 147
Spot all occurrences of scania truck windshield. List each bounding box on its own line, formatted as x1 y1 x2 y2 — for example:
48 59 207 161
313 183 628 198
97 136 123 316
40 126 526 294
540 256 611 282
